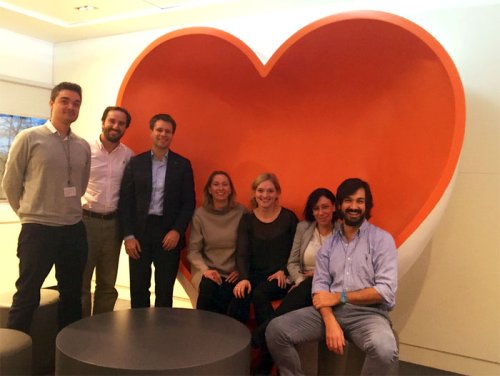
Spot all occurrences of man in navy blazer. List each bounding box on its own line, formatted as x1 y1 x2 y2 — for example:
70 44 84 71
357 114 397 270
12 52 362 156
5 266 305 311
119 113 195 308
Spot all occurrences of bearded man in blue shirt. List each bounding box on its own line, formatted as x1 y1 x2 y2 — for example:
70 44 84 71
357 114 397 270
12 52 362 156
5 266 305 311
266 178 398 376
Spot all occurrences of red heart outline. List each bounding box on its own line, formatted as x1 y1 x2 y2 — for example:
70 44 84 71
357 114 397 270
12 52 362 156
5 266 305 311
118 11 465 250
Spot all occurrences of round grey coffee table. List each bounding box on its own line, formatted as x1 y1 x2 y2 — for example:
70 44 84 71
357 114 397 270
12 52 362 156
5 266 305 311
55 308 250 375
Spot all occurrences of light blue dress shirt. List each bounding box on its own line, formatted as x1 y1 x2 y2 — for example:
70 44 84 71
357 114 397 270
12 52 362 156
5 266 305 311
148 152 168 215
312 219 398 310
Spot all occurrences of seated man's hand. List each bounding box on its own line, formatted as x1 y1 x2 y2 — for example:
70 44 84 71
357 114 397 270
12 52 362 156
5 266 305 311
325 318 345 355
313 291 339 309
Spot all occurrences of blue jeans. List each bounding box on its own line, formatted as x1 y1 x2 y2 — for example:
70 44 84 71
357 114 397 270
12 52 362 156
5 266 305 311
266 304 398 376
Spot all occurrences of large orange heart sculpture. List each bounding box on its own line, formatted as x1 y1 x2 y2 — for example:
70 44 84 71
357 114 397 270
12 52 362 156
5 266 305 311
118 11 465 275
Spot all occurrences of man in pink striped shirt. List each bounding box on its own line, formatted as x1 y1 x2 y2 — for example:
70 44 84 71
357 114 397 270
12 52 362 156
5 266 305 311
81 106 133 316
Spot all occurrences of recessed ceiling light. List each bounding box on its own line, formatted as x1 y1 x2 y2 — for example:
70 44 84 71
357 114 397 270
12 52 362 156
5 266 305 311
75 5 98 11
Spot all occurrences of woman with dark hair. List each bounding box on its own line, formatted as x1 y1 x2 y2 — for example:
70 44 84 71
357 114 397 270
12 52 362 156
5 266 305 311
187 171 246 314
229 173 298 326
281 187 336 312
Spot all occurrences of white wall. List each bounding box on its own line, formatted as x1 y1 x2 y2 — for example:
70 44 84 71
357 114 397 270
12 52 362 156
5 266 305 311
0 29 53 85
387 6 500 375
0 29 52 119
0 2 499 374
0 29 54 291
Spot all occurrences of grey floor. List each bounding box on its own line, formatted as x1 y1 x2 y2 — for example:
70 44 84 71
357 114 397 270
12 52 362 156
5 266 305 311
399 361 462 375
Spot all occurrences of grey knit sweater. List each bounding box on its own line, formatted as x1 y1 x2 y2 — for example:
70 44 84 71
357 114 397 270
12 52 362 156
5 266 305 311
187 204 246 289
2 122 90 226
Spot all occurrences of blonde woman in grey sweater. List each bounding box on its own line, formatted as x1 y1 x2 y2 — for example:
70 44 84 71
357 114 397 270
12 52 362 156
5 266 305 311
188 171 246 314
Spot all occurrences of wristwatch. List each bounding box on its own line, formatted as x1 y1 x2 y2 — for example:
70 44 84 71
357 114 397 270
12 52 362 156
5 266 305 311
340 290 348 304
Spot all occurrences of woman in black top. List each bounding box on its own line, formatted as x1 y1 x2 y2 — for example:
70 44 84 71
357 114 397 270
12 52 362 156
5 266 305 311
229 173 298 325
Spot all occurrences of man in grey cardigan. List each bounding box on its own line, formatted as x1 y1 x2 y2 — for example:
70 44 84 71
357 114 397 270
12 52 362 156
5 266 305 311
2 82 91 333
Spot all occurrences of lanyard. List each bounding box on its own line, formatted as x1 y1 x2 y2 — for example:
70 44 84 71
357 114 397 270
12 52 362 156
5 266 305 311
59 134 72 186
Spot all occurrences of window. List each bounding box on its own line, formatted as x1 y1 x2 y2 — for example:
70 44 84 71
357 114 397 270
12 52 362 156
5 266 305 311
0 114 46 200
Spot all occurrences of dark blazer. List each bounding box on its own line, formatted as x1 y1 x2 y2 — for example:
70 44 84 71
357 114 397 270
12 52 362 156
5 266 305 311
118 149 195 250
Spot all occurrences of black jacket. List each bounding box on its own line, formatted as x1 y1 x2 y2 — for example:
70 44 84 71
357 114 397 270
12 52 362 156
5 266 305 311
118 150 195 249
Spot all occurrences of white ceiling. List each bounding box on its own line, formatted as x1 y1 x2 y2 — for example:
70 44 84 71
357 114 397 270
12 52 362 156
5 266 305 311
0 0 248 42
0 0 498 43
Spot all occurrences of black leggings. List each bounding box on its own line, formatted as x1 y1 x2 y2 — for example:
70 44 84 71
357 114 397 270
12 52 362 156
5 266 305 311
227 274 289 325
275 276 313 315
196 276 237 315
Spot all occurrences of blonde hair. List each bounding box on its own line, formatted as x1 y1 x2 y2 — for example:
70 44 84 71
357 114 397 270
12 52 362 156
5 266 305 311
250 172 281 208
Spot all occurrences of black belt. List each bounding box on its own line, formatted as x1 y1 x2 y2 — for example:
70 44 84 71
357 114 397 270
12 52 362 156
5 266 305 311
83 209 116 220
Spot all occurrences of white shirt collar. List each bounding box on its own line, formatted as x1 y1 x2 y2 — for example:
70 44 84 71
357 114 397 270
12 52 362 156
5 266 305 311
45 120 71 138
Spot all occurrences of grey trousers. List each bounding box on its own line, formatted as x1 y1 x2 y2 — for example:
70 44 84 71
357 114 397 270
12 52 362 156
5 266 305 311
81 216 122 317
266 304 398 376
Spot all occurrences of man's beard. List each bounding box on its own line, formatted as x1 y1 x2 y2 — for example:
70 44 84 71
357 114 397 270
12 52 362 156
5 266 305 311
103 129 122 143
342 209 365 227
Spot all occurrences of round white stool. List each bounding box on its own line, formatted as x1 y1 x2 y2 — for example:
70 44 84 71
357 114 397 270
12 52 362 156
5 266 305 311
0 328 32 375
0 288 59 375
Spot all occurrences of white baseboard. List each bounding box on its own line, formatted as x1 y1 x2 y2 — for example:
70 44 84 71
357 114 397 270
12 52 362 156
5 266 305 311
399 343 500 375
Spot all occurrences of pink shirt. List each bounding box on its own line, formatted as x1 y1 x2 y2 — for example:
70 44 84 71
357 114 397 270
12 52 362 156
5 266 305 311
82 137 133 213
